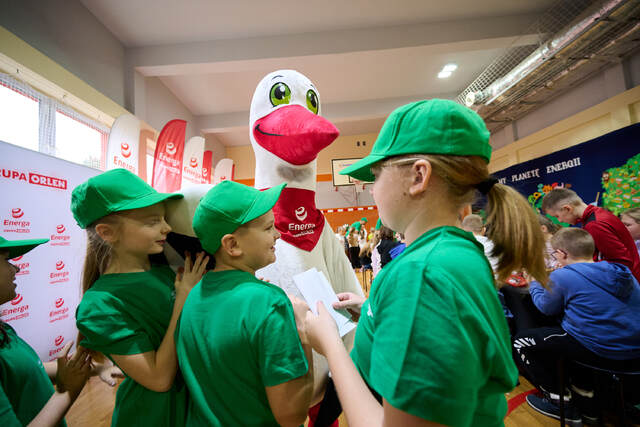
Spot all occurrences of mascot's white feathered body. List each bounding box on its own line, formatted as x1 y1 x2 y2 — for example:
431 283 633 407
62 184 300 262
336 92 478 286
250 70 364 403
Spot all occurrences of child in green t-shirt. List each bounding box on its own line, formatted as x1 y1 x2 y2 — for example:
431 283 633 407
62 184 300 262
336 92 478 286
0 235 91 427
176 181 313 426
304 99 550 427
71 169 208 427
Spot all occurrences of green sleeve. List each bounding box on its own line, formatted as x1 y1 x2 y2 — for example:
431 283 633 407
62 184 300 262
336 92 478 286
76 295 154 356
0 385 21 427
254 298 308 387
368 265 484 426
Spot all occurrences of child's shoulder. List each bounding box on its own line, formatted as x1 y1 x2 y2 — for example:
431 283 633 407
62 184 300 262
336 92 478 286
207 270 289 304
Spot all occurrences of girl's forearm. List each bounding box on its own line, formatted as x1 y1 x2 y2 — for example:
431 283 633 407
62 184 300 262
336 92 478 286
43 361 57 381
324 339 383 427
27 390 79 427
150 294 186 386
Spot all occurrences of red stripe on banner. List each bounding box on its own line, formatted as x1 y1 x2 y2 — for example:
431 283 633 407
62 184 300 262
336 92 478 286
202 150 213 184
507 389 538 416
152 119 186 192
319 205 378 213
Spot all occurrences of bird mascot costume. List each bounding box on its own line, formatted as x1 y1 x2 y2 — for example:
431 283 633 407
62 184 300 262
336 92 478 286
249 70 364 422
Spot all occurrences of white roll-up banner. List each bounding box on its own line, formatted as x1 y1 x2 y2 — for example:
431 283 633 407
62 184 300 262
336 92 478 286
180 136 206 189
106 114 140 173
212 158 235 184
0 141 99 360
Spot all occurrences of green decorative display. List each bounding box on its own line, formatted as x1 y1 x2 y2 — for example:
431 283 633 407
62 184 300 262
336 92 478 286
601 153 640 215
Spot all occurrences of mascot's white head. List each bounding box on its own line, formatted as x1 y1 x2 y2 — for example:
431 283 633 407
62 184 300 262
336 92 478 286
249 70 339 190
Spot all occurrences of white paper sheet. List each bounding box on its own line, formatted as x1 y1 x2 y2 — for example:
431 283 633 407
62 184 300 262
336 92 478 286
292 268 357 337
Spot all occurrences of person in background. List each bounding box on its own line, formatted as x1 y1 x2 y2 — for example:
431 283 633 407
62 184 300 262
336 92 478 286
388 234 406 260
538 215 561 271
621 207 640 257
514 228 640 425
461 214 499 273
375 226 397 269
347 226 361 270
0 235 91 427
370 230 382 278
542 188 640 282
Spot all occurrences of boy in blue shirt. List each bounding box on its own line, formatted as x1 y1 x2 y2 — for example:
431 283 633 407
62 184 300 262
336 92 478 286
515 227 640 425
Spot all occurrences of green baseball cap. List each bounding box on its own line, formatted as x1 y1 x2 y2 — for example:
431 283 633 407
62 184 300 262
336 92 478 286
361 217 368 222
0 235 49 259
193 181 286 254
71 168 183 229
340 99 491 182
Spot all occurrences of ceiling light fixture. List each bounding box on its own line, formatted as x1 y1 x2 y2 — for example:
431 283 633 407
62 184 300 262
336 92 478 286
437 63 457 79
442 63 458 72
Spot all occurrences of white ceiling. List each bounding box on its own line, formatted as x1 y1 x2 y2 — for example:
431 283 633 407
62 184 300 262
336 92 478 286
81 0 559 146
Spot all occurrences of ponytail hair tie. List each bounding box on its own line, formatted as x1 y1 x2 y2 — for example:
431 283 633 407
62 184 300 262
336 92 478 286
476 177 498 195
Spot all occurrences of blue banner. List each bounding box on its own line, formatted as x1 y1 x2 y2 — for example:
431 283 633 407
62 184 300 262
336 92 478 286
493 123 640 215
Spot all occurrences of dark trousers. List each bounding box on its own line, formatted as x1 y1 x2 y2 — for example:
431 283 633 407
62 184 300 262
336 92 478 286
348 247 361 269
314 377 382 427
514 326 640 396
500 285 559 334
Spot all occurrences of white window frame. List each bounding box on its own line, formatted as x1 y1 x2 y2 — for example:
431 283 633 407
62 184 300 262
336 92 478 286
0 73 110 169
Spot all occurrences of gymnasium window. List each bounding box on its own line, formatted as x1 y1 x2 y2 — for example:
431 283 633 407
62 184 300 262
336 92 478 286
0 83 39 152
0 73 110 169
55 109 107 169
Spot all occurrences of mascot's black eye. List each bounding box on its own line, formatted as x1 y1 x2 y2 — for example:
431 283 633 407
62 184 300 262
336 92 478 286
306 89 319 114
270 82 291 106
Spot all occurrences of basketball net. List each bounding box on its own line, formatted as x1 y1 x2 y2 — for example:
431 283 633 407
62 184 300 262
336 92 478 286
353 179 365 193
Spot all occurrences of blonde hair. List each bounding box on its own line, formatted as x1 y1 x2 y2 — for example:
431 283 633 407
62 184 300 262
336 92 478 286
389 154 548 287
81 216 120 295
461 214 484 234
622 207 640 224
78 215 120 361
538 214 559 234
551 228 595 259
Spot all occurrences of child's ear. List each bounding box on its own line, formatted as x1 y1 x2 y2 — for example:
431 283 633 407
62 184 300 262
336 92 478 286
408 159 431 196
95 223 118 244
220 234 243 257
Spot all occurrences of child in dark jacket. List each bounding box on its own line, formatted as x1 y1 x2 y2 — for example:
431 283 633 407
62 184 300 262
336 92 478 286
514 227 640 425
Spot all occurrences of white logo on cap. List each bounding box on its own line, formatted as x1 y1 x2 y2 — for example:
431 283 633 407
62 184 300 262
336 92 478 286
295 206 307 221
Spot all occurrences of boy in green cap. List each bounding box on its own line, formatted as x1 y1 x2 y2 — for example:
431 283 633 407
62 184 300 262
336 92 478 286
176 180 313 426
72 168 208 427
1 235 91 426
304 99 550 426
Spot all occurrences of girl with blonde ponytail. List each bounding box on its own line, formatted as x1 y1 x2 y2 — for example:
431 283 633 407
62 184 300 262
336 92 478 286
305 99 542 427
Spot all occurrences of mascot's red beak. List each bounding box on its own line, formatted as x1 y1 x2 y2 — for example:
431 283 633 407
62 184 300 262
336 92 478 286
253 104 339 165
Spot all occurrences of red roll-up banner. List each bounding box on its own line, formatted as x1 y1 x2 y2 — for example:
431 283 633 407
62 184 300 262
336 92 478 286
151 119 186 192
202 150 213 184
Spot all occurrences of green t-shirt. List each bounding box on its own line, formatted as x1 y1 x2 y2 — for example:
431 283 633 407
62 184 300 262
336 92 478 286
75 265 186 427
0 325 64 427
176 270 308 427
346 221 362 236
351 226 518 427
